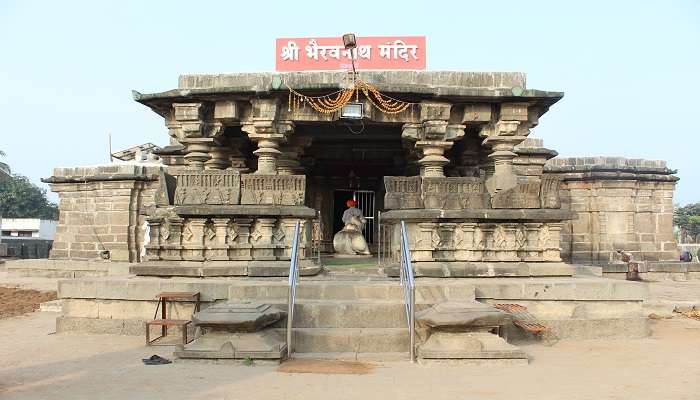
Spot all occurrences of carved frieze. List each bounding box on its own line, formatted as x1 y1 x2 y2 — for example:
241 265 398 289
422 177 488 209
174 170 241 205
384 176 423 209
240 174 306 206
490 182 540 209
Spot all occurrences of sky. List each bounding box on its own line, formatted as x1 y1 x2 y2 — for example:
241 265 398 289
1 0 698 204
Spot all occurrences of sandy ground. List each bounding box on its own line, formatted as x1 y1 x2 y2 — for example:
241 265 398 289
0 312 698 400
1 270 700 399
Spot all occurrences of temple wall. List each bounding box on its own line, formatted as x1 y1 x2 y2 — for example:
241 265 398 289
46 165 162 262
543 157 678 263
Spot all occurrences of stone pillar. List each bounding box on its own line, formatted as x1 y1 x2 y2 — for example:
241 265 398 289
497 223 520 262
480 103 534 193
205 140 232 170
454 223 476 261
161 217 183 261
481 224 497 262
402 102 464 178
251 218 277 260
435 223 456 261
543 222 563 261
242 98 294 175
210 218 230 261
170 103 224 170
277 137 312 175
183 218 206 261
414 222 439 262
523 223 543 262
230 218 253 260
228 138 251 173
145 217 162 261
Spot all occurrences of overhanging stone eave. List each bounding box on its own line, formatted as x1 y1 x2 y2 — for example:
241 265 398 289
132 87 563 111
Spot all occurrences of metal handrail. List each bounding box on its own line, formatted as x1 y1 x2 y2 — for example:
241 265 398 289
286 221 301 359
399 220 416 362
377 210 382 267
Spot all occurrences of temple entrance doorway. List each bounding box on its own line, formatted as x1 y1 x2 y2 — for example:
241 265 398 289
332 189 376 245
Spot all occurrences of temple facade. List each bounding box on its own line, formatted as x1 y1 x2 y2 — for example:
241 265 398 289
44 71 678 275
28 71 685 361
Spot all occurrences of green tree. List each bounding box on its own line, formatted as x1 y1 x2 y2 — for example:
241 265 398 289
674 202 700 243
0 174 59 220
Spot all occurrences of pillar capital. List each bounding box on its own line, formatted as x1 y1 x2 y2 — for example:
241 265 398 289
242 117 295 175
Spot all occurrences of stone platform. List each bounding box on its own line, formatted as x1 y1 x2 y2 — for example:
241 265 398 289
56 273 650 356
5 259 131 278
602 261 700 281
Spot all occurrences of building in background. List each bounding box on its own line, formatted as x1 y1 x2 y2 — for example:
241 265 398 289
1 218 58 239
111 143 162 163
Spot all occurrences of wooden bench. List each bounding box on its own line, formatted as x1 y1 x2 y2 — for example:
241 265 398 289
146 292 201 346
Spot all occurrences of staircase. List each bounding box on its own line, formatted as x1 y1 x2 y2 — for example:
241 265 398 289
229 277 477 360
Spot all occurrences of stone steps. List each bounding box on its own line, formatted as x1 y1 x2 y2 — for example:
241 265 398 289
230 280 476 303
288 301 411 328
281 327 410 353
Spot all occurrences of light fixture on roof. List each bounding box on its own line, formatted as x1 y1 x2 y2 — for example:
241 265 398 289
340 33 363 120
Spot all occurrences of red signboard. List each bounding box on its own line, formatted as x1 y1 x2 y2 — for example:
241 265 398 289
275 36 426 72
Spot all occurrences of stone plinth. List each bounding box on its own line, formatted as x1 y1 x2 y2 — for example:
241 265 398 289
176 301 287 360
381 209 572 272
193 302 284 332
416 301 526 362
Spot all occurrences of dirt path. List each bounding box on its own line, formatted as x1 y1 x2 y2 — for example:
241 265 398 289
0 288 56 319
1 312 699 400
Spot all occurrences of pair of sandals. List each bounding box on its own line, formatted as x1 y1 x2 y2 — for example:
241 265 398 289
142 355 172 365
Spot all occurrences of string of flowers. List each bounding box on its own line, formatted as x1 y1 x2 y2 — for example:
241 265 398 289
285 79 417 116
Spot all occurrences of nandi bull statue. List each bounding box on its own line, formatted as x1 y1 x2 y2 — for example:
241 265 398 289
333 199 371 256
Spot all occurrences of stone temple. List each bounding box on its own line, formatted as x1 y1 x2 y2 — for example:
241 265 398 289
15 71 685 361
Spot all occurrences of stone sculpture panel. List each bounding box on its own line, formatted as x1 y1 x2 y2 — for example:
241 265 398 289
422 177 488 209
240 174 306 206
174 170 241 205
384 176 423 209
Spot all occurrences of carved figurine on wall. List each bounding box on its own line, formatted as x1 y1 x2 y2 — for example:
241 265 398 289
333 199 371 256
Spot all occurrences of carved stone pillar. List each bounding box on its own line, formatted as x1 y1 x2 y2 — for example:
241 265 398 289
523 222 543 262
543 222 563 261
242 98 294 175
209 218 230 261
435 223 457 261
402 103 464 178
277 137 312 175
481 224 497 262
205 140 232 170
161 217 183 261
183 218 206 261
145 217 162 261
228 138 251 173
480 103 535 193
496 223 520 262
415 222 439 262
454 223 476 261
230 218 252 260
170 103 224 170
251 218 277 260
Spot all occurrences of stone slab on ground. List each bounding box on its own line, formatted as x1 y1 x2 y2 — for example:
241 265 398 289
418 331 527 362
193 302 285 332
416 301 511 328
174 330 287 360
